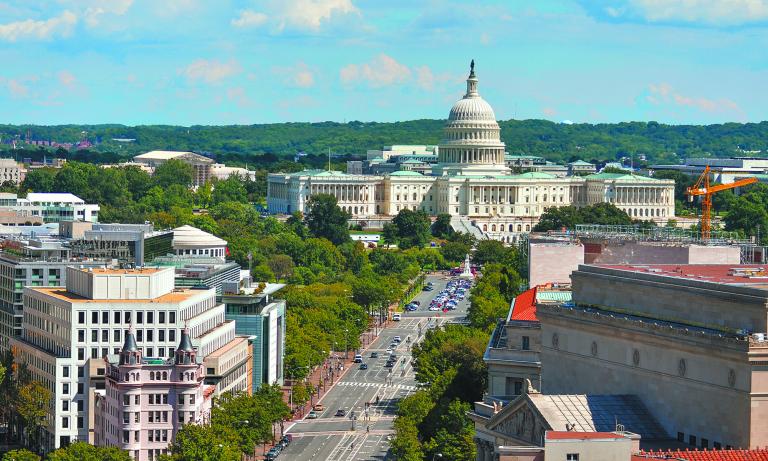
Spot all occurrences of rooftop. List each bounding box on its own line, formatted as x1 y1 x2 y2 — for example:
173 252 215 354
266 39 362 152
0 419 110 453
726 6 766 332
172 225 227 248
25 192 86 203
586 172 660 181
598 264 768 287
87 267 163 275
30 286 207 304
546 431 629 440
633 449 768 461
509 284 572 322
205 335 249 359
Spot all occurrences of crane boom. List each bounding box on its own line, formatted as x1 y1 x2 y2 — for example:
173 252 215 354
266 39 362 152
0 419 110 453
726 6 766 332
686 166 758 240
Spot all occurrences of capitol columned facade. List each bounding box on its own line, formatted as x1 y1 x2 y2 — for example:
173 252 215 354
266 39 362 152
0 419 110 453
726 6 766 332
267 62 674 242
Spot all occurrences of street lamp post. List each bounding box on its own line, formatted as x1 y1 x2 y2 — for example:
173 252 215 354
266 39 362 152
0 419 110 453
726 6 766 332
344 328 349 360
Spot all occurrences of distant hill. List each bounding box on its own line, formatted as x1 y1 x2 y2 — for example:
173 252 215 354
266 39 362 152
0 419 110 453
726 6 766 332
2 119 768 166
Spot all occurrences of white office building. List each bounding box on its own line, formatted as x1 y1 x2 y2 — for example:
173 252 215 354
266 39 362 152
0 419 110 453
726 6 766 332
10 266 246 452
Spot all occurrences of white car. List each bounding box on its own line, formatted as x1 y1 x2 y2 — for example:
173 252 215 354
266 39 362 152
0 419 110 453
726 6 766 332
385 348 393 354
429 306 440 311
393 336 401 342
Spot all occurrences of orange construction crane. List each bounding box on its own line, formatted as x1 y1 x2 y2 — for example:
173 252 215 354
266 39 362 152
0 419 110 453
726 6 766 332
686 165 757 240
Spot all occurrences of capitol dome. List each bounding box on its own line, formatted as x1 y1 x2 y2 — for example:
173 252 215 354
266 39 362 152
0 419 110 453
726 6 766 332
434 61 509 176
448 92 497 122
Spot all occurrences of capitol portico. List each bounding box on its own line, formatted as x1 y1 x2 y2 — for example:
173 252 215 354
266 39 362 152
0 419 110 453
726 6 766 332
267 62 674 241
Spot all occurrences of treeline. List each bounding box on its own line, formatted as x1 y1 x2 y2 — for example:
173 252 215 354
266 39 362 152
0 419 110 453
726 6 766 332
4 119 768 165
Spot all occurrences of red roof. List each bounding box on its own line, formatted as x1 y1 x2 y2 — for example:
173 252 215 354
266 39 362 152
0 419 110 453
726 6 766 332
633 449 768 461
547 431 627 440
510 287 538 322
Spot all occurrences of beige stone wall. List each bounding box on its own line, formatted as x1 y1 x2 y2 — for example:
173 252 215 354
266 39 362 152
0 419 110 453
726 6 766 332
571 265 768 333
538 307 752 449
545 438 633 461
529 243 584 286
583 241 740 265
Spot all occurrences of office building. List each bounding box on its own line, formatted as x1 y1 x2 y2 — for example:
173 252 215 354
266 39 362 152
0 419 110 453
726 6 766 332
0 193 99 223
222 282 286 391
9 266 243 451
132 151 214 188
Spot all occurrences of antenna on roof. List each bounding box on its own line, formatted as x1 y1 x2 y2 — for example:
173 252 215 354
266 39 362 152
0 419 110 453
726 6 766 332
328 147 331 172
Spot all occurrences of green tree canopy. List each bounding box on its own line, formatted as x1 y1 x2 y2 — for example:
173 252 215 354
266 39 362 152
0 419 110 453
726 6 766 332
47 442 131 461
153 159 194 188
431 213 454 239
305 194 351 245
391 209 432 249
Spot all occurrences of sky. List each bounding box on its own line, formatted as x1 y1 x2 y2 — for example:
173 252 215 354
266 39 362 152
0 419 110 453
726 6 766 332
0 0 767 126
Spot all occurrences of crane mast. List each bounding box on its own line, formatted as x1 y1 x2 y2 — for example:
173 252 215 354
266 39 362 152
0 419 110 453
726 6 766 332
686 165 758 240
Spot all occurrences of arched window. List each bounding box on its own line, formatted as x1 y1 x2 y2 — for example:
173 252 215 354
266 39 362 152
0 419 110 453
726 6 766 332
509 224 514 232
482 224 488 232
162 372 168 380
491 224 497 232
525 224 531 232
517 224 522 232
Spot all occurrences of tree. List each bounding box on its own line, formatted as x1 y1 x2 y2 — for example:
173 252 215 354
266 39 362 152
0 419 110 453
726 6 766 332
392 209 432 249
153 159 194 188
431 213 454 239
47 442 131 461
165 424 241 461
211 392 272 454
212 176 248 204
440 241 470 265
1 449 40 461
21 168 57 192
267 254 295 282
16 381 51 452
472 240 507 266
305 194 351 245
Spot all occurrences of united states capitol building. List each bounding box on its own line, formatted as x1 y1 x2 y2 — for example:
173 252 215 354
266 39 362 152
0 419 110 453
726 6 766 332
268 63 674 242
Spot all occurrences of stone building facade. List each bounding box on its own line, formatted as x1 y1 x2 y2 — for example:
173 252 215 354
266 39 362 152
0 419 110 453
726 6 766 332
267 63 674 241
94 328 213 461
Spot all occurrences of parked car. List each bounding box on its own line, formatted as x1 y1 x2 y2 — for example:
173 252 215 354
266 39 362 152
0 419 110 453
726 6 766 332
306 411 318 419
354 354 363 363
370 351 379 358
385 361 394 368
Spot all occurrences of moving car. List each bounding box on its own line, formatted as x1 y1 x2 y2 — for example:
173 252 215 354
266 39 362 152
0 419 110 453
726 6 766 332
335 408 347 417
313 404 325 411
359 363 368 370
384 361 394 368
370 352 379 358
306 411 318 419
354 354 363 363
392 313 402 321
393 336 401 343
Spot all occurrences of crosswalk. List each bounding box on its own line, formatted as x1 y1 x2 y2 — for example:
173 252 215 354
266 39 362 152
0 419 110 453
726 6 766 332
336 381 418 391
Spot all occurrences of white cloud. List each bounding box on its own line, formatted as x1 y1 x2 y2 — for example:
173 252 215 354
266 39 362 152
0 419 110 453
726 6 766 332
181 59 242 84
278 0 358 31
340 54 412 88
415 66 434 91
231 10 268 28
292 62 315 88
625 0 768 25
0 10 77 42
84 0 133 27
0 78 30 98
647 82 742 114
58 70 76 88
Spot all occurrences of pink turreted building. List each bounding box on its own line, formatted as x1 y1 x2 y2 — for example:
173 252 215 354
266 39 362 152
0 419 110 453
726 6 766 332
94 328 214 461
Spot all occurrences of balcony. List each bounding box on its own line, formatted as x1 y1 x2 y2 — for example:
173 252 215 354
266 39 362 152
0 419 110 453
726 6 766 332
485 347 540 364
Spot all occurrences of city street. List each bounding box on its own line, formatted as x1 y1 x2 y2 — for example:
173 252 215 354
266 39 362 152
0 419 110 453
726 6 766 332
278 273 472 461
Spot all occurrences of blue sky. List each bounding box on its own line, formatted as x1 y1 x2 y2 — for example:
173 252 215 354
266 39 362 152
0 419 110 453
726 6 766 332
1 0 767 126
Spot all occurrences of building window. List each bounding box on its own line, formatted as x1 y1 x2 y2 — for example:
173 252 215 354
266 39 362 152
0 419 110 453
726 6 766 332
169 312 176 323
123 395 130 406
102 312 108 324
92 312 98 324
124 312 132 324
77 416 83 429
701 439 709 449
63 383 69 394
714 442 722 450
159 330 165 342
91 330 98 342
91 348 98 359
178 394 185 404
137 312 144 324
78 312 85 324
159 312 165 324
62 366 70 378
169 330 176 342
146 330 154 342
77 400 83 411
77 330 85 342
689 435 697 446
566 455 579 461
522 336 530 350
102 330 109 342
114 330 121 342
62 417 69 428
147 312 154 323
114 311 120 323
62 400 69 411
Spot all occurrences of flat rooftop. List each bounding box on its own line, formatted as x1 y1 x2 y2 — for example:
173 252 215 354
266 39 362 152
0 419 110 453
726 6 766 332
87 267 164 274
546 431 630 440
29 286 205 303
598 264 768 287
